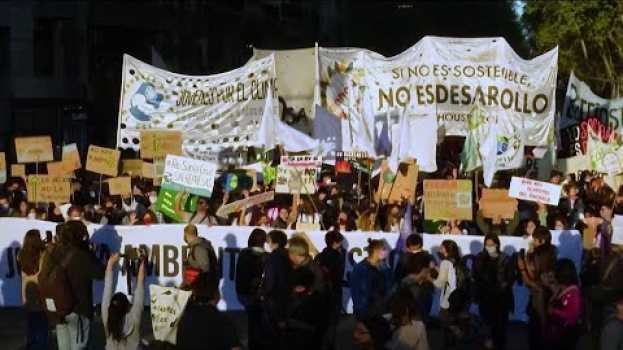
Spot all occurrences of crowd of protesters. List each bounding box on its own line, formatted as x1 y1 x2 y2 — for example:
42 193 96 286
4 155 623 350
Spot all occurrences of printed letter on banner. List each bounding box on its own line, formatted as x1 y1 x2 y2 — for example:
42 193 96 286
161 155 217 197
508 176 561 206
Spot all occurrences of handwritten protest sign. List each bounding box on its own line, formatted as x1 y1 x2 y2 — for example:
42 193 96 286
216 191 275 217
46 160 73 176
86 145 120 177
140 130 183 160
14 136 54 163
423 180 472 221
276 166 318 194
62 143 82 171
107 177 132 196
161 155 217 197
509 177 562 206
376 160 419 204
149 285 191 345
0 152 5 183
11 164 25 179
122 159 143 177
480 188 518 219
27 175 71 203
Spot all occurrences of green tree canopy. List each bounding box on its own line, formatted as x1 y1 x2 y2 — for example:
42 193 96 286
521 0 623 97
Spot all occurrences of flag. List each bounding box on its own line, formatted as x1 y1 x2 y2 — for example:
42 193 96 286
460 105 498 186
313 105 342 156
387 107 437 173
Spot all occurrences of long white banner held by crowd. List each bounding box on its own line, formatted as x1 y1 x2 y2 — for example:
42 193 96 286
559 71 623 158
0 219 581 320
116 54 278 160
317 37 558 171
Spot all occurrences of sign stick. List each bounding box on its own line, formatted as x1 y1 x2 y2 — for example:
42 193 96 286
99 174 103 206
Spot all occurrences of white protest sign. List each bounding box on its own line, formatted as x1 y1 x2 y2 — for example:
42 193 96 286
508 176 562 205
216 191 275 218
612 215 623 245
149 285 191 345
161 155 217 197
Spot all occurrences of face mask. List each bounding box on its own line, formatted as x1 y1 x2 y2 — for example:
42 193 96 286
149 194 157 204
485 246 498 257
27 213 36 220
264 243 273 253
89 190 96 198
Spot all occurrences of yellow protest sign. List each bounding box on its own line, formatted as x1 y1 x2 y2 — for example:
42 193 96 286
480 189 518 219
27 175 71 203
86 145 120 177
14 136 54 163
122 159 143 177
11 164 25 179
423 180 473 221
140 130 183 160
62 143 82 171
107 177 132 196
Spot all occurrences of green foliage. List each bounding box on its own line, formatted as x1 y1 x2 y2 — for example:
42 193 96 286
521 0 623 97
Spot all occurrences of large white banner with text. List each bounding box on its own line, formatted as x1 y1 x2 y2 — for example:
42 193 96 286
0 219 581 320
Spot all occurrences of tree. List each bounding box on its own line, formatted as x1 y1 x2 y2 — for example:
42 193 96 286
521 0 623 97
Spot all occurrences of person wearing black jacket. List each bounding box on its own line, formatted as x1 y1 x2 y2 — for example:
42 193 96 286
314 230 346 315
235 229 267 350
259 230 291 349
49 220 105 350
473 234 515 350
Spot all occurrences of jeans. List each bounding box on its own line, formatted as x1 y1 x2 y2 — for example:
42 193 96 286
56 313 90 350
26 311 48 350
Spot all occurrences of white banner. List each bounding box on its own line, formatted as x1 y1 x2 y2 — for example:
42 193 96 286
317 37 558 161
0 219 581 321
161 155 217 197
509 176 562 205
116 54 278 159
559 72 623 157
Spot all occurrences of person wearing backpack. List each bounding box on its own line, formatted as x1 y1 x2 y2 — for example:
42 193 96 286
182 224 220 299
18 229 48 350
102 253 145 350
473 234 515 350
39 220 105 350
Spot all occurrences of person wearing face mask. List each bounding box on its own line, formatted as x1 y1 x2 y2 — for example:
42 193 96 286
351 239 391 321
473 234 515 350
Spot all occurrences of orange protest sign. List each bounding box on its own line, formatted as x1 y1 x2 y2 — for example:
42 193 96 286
86 145 120 177
107 177 132 196
27 175 71 203
11 164 25 179
140 130 183 160
423 180 473 221
62 143 82 171
14 136 54 163
480 189 518 219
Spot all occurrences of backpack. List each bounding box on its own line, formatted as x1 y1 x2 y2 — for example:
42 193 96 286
38 248 75 325
185 240 221 297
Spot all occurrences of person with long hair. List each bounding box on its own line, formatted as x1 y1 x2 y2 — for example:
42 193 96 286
386 289 429 350
545 258 581 350
102 253 145 350
473 234 514 350
431 240 462 313
18 229 48 350
351 239 391 321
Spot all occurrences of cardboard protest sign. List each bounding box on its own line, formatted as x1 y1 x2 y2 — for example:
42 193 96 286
161 155 217 197
107 177 132 196
46 160 73 176
62 143 82 171
0 152 6 183
142 161 165 186
149 285 191 345
11 164 25 179
216 191 275 218
376 160 419 204
479 188 518 219
86 145 120 177
423 180 473 221
140 130 183 160
508 177 562 206
122 159 144 177
14 136 54 163
276 166 318 194
27 175 71 203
